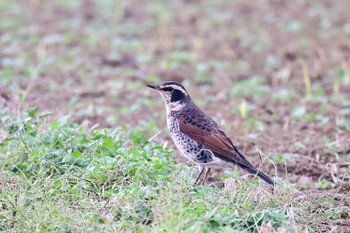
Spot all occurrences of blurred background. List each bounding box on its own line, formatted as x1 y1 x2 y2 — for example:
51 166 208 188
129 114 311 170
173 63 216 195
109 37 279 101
0 0 349 189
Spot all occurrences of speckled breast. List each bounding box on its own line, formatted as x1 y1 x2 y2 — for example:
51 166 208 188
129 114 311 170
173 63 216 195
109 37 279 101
167 114 213 164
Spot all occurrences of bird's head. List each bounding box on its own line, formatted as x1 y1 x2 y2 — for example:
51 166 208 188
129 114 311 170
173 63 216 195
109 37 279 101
147 81 191 112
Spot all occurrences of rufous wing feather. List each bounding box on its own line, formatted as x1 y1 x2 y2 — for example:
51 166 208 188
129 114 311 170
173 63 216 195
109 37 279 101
177 115 274 186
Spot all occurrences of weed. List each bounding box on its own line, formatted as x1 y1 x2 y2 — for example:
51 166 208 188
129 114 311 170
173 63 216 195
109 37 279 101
0 110 344 232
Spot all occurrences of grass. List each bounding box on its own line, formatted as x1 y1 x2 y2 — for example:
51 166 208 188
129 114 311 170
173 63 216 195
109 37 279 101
1 0 349 231
0 108 346 232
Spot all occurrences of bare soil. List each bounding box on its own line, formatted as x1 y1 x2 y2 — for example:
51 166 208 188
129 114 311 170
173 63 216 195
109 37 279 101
0 1 349 227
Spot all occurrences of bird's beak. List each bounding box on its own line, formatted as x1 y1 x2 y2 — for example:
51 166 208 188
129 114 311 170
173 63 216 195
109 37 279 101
146 83 161 90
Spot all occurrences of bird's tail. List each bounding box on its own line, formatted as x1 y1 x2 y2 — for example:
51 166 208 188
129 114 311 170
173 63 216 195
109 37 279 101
245 166 274 186
230 146 274 186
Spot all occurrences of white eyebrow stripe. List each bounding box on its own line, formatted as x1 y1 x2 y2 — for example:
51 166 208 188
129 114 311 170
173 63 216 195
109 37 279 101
161 85 187 95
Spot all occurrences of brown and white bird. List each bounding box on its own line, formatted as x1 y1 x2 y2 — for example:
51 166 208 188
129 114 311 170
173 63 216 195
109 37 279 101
147 81 274 186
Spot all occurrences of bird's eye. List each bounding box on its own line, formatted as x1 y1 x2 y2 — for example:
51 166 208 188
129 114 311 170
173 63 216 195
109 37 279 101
162 87 173 92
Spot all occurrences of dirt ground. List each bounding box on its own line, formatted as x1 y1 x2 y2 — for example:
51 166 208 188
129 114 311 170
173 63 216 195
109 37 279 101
0 0 349 227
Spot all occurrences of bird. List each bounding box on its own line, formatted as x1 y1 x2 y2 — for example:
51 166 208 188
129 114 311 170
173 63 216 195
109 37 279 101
147 81 274 186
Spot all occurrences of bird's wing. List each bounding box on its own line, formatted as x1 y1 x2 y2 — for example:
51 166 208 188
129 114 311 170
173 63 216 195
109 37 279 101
177 113 254 169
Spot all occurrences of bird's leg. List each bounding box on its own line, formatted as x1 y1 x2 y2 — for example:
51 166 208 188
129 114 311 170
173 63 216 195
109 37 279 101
200 167 211 185
194 166 205 185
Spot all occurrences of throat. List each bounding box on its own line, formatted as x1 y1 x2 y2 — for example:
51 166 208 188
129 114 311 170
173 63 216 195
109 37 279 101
168 101 185 111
